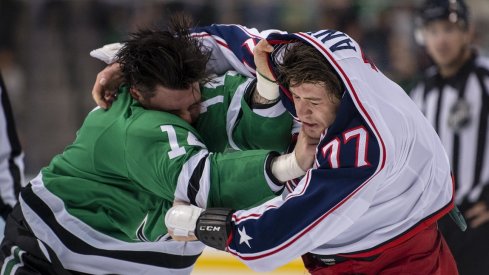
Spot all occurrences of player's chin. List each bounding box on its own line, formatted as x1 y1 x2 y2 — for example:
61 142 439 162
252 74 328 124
304 128 322 140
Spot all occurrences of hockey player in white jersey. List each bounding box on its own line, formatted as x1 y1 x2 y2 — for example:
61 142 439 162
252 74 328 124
166 25 459 274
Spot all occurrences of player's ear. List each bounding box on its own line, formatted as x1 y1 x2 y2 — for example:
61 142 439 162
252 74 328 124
129 87 143 101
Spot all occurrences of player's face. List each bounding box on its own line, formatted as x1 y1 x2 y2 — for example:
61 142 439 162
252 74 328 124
422 20 470 69
291 82 341 139
139 82 201 124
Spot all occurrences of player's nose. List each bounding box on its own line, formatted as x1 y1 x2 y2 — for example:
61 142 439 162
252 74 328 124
295 101 311 119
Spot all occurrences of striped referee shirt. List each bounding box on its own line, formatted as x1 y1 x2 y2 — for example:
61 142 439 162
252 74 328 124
0 72 23 219
410 52 489 206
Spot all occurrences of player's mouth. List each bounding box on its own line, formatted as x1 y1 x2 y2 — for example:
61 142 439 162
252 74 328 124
302 121 316 127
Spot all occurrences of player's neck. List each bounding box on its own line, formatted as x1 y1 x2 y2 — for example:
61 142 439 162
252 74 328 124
438 48 472 78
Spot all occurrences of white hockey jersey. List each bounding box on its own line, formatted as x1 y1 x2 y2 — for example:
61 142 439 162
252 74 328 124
192 25 454 271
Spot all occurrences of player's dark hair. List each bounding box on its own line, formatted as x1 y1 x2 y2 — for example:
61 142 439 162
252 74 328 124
117 15 211 99
277 42 343 102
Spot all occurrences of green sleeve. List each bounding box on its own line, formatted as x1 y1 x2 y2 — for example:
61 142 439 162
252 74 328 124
232 86 293 153
197 72 292 153
206 150 279 209
125 110 281 210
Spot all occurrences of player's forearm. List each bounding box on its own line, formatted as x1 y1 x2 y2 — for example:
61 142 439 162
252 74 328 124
206 150 282 209
251 86 279 105
233 84 292 153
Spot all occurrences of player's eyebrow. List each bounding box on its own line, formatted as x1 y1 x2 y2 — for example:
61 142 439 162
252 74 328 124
291 91 322 101
305 97 322 101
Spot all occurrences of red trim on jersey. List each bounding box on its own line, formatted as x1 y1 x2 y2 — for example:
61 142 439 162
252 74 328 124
343 126 372 167
236 25 262 39
339 176 456 258
321 137 341 168
341 199 454 258
267 40 295 45
241 38 255 56
232 172 311 223
225 228 234 249
232 204 279 223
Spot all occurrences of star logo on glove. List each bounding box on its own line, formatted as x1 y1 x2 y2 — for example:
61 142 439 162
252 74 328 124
238 226 253 248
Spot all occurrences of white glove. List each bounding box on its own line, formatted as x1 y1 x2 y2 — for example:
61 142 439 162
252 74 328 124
89 43 123 64
271 151 307 182
256 71 280 101
165 205 204 237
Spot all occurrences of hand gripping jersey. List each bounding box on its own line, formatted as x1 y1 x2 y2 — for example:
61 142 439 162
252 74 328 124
19 72 292 274
191 25 455 271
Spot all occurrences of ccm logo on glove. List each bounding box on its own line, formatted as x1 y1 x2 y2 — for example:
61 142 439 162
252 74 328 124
200 225 222 231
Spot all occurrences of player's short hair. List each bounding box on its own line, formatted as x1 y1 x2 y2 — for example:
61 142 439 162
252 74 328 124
277 42 343 102
117 14 211 99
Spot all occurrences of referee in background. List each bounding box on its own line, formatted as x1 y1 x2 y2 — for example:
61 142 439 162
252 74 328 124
411 0 489 274
0 71 23 221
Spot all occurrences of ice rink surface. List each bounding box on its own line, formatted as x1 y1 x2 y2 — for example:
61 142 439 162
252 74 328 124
193 248 307 275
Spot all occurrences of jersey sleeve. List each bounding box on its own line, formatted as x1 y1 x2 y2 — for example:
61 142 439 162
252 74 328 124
197 72 292 153
226 165 378 271
232 81 292 153
205 150 280 209
162 135 282 210
125 112 282 210
191 24 286 77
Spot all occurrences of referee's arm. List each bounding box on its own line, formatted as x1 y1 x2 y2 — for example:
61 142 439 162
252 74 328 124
0 72 24 220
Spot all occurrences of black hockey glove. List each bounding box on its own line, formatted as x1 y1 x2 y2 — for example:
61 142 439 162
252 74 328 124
195 208 234 251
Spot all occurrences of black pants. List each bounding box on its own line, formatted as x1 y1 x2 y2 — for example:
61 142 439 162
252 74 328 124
438 204 489 275
0 204 85 275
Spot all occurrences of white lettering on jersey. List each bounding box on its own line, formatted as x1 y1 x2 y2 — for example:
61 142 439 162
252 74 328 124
160 125 186 159
343 127 370 167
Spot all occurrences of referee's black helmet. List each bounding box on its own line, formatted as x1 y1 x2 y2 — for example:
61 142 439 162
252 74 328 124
419 0 469 26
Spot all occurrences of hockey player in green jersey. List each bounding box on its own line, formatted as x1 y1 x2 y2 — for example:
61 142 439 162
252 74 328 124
0 17 316 275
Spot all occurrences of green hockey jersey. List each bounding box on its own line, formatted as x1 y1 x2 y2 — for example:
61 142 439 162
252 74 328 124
19 72 292 274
